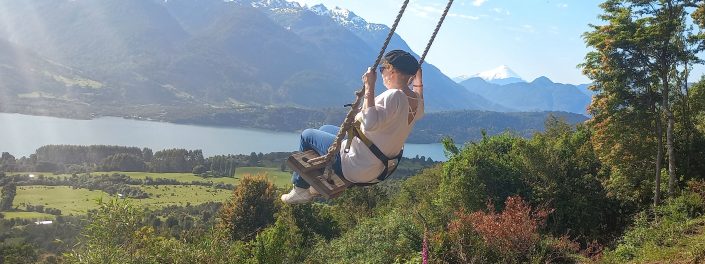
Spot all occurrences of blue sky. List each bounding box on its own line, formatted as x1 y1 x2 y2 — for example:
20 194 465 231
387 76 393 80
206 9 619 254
291 0 704 85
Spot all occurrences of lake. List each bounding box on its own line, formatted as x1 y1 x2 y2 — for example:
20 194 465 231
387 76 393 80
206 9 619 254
0 113 448 161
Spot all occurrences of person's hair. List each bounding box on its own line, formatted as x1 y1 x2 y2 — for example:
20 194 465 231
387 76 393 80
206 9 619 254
382 50 419 75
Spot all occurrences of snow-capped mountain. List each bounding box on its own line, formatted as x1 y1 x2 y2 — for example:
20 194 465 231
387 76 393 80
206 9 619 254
308 4 386 32
456 65 525 85
228 0 503 111
246 0 301 9
452 75 473 83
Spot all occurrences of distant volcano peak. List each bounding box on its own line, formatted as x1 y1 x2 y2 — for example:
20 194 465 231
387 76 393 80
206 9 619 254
454 65 525 85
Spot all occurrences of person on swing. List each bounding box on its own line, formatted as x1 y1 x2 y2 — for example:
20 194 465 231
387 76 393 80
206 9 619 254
282 50 425 204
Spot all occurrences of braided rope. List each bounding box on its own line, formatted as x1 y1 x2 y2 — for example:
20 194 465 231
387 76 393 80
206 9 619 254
308 0 410 166
419 0 453 65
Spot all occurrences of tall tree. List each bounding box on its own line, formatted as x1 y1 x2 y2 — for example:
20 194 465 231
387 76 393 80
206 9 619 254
0 183 17 211
583 0 699 205
582 0 660 205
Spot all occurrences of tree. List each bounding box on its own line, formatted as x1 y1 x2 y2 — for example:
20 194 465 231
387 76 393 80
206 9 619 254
142 148 153 162
100 153 146 171
515 119 626 243
438 133 528 212
582 0 700 206
217 174 278 241
0 152 16 171
0 183 17 211
65 199 143 263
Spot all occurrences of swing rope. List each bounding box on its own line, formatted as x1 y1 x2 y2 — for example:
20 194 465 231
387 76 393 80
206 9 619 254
419 0 454 65
306 0 410 167
308 0 454 179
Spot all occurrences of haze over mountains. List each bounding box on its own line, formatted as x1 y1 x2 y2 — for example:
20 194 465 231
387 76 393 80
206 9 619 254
0 0 502 112
0 0 591 118
455 65 592 114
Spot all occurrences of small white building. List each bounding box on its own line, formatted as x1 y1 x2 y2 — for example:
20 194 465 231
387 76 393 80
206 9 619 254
34 220 53 225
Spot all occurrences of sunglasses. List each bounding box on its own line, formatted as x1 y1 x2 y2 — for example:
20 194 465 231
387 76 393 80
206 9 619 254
378 65 388 74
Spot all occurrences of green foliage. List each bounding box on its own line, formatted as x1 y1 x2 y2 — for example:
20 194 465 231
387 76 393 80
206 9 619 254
0 242 38 264
392 164 446 230
307 209 421 264
250 213 305 263
35 145 145 166
1 182 17 211
249 202 340 263
100 153 146 172
582 0 704 206
441 136 459 158
603 191 705 263
516 120 627 243
439 133 528 212
63 198 249 263
218 174 278 241
150 149 204 173
65 198 144 263
330 183 394 232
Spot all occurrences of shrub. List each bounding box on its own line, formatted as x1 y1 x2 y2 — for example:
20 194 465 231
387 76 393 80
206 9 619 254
438 133 529 213
217 174 278 241
307 209 421 264
604 191 705 262
469 196 551 258
445 196 583 263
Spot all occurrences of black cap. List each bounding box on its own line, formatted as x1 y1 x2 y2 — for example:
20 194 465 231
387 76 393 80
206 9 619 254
382 50 419 75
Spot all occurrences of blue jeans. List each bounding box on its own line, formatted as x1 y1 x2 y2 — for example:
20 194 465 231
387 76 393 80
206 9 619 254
292 125 344 188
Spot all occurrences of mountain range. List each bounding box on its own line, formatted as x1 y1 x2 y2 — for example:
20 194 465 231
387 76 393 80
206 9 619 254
0 0 594 124
455 65 592 114
0 0 508 113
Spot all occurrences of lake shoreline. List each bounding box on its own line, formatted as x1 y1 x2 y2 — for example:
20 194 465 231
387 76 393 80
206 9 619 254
0 112 450 161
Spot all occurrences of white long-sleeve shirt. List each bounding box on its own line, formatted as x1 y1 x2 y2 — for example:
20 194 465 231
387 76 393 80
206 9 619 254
340 88 424 183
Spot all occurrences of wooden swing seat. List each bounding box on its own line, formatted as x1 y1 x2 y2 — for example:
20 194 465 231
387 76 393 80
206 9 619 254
286 150 352 199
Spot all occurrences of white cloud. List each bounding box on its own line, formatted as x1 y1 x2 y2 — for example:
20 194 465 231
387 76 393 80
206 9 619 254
492 7 510 15
409 3 443 18
450 13 480 20
410 3 479 21
558 3 568 8
472 0 488 7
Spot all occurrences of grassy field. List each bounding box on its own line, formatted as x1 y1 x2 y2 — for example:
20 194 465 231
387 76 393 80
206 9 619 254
14 186 109 216
104 167 291 187
5 172 74 179
132 185 231 208
105 171 238 185
8 167 291 187
234 167 291 188
5 167 293 219
12 185 233 218
1 211 56 220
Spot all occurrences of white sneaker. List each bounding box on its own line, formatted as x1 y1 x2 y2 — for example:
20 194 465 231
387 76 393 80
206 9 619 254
281 185 314 204
309 187 321 197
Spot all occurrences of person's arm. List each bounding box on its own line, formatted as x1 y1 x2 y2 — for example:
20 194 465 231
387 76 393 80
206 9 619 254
412 67 423 99
363 67 376 109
